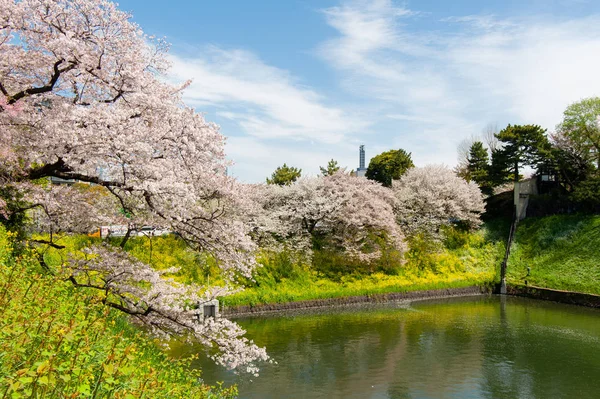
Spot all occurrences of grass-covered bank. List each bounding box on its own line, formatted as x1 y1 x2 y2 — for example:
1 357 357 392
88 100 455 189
0 227 237 399
223 214 600 307
221 223 507 307
507 215 600 295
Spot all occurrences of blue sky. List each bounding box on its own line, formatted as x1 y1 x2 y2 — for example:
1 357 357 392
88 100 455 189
119 0 600 182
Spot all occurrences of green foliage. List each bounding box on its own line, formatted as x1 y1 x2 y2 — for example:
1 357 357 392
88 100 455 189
494 124 552 183
526 193 574 217
365 149 414 187
488 149 514 187
571 175 600 213
403 225 504 276
251 249 311 287
310 232 403 279
0 184 29 241
556 96 600 169
0 226 237 399
319 159 341 176
266 163 302 186
312 247 402 279
467 141 492 194
506 215 600 295
121 235 224 285
223 224 503 307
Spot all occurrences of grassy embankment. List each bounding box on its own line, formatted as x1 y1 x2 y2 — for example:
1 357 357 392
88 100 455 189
0 226 237 399
221 223 506 307
213 214 600 305
33 224 507 308
506 214 600 295
28 213 600 311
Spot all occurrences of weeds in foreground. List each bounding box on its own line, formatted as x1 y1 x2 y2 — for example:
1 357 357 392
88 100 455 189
0 227 237 399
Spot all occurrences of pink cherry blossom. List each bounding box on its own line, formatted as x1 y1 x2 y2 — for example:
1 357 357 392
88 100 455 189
392 165 485 236
1 0 264 372
246 171 406 261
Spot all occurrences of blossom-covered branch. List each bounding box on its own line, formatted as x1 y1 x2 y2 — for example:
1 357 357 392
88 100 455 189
66 245 269 375
1 0 264 371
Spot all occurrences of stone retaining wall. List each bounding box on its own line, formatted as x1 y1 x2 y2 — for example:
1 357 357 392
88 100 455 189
222 286 490 317
507 285 600 308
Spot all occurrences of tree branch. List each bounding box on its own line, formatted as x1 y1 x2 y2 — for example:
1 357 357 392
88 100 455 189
8 59 78 104
26 158 127 189
30 239 66 249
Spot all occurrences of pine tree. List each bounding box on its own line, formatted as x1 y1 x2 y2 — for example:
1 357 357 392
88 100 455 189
467 141 491 194
494 124 551 183
266 164 302 185
319 159 341 176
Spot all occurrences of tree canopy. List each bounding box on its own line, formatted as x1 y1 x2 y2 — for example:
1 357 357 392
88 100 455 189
266 163 302 185
249 173 406 261
0 0 267 373
319 159 341 176
393 165 485 237
494 124 551 183
555 97 600 169
366 149 414 187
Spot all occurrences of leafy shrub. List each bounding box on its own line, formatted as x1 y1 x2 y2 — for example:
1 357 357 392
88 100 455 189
572 175 600 213
0 226 237 399
251 249 311 286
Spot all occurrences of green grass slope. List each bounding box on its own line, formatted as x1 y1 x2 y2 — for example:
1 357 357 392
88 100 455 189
223 225 505 307
507 215 600 295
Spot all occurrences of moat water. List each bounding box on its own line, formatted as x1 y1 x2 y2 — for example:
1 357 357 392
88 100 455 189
174 295 600 399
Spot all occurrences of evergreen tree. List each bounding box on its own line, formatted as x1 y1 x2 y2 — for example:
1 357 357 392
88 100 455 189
488 148 513 187
467 141 492 194
319 159 341 176
365 149 414 187
266 164 302 186
494 124 551 183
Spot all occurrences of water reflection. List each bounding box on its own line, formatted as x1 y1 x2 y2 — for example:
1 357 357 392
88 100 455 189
173 296 600 399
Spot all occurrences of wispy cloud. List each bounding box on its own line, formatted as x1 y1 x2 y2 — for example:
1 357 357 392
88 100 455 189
164 1 600 182
168 47 366 144
319 0 600 166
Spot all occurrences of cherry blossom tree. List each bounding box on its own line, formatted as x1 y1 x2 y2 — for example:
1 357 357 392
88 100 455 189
392 165 485 237
1 0 267 372
248 172 406 262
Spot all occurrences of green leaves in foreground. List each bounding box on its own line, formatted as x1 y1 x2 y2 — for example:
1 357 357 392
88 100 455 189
0 227 237 399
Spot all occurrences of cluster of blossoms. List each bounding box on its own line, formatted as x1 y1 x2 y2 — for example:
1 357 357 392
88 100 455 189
246 171 406 261
392 165 485 237
1 0 263 371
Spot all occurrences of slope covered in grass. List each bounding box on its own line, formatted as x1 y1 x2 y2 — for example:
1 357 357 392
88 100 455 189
507 215 600 295
222 225 505 307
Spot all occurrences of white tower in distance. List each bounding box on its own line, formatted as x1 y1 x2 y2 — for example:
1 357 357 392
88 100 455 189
356 145 367 177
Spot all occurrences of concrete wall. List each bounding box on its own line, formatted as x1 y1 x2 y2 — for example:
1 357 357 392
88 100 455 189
222 286 489 317
514 178 538 220
199 299 220 320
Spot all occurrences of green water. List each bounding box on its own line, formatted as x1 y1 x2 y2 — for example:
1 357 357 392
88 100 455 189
177 296 600 398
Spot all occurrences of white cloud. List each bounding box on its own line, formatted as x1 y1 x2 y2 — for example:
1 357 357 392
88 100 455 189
168 47 366 144
162 1 600 182
445 16 600 128
319 1 600 166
